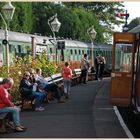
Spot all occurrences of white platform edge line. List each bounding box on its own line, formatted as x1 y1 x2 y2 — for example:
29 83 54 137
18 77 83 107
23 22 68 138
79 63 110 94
113 106 134 138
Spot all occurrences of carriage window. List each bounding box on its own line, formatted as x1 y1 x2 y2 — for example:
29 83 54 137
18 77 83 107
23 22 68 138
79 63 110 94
79 50 81 55
82 50 84 54
87 50 89 55
50 48 52 54
9 44 12 52
115 43 132 72
18 45 21 53
70 49 73 55
75 49 77 55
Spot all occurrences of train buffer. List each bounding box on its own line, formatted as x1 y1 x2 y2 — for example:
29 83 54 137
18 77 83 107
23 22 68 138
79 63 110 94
0 78 131 138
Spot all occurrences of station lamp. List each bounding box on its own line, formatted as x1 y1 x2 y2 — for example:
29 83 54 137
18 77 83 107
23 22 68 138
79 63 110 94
48 13 61 63
87 25 97 66
0 2 15 76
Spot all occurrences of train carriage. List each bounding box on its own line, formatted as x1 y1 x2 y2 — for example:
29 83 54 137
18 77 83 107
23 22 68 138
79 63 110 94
0 29 112 72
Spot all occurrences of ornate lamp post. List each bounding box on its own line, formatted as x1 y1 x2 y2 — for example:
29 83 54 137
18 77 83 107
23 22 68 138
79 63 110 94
87 25 97 66
0 2 15 76
48 13 61 63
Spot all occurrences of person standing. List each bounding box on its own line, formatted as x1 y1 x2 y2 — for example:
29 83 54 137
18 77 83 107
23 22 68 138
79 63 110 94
62 62 73 99
98 55 106 81
94 54 100 80
0 78 26 132
79 54 89 84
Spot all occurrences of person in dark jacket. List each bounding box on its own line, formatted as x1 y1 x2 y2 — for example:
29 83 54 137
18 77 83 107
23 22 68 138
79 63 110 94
19 71 46 111
98 55 106 81
94 54 100 80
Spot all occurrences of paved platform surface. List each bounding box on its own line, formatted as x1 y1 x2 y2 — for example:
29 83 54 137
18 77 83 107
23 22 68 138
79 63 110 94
0 78 128 138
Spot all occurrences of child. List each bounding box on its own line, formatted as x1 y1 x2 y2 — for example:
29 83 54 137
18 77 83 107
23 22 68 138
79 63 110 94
62 62 73 99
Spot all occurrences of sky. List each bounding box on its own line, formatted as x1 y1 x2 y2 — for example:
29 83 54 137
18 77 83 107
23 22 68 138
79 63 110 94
124 1 140 23
115 1 140 31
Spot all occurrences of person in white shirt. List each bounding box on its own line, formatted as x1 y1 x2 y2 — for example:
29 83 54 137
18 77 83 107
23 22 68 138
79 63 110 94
35 68 65 103
79 54 89 84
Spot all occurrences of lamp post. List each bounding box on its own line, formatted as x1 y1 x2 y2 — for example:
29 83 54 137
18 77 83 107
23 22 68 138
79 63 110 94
48 13 61 63
87 25 97 67
0 2 15 76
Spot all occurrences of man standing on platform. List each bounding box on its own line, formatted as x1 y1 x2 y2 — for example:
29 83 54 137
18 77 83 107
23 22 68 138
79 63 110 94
79 54 89 84
94 54 100 80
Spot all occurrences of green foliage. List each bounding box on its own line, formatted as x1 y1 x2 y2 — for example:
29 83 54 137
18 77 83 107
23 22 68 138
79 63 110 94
0 52 59 102
34 51 59 77
0 2 126 43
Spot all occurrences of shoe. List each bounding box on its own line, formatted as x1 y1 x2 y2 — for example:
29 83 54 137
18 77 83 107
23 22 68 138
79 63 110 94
64 93 69 99
6 121 15 129
58 100 65 103
19 125 27 130
15 126 26 132
35 107 45 111
83 82 87 84
65 96 69 99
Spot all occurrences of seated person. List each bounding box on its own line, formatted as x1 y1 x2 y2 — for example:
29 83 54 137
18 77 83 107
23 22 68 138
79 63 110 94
0 78 26 132
28 68 36 84
19 71 47 111
35 68 65 103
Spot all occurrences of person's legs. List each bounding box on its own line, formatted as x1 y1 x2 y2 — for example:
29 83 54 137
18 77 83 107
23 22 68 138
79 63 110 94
44 83 65 103
63 79 67 97
67 79 71 97
95 66 99 80
32 91 45 108
99 66 105 80
0 107 20 127
65 79 71 94
63 79 70 98
83 69 87 84
79 70 83 83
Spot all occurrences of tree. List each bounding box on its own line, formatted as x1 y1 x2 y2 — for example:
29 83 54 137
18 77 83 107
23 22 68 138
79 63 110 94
0 2 126 43
0 2 33 32
64 2 126 42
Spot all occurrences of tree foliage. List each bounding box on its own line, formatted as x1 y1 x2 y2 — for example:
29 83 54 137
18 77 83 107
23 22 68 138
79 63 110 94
0 2 126 43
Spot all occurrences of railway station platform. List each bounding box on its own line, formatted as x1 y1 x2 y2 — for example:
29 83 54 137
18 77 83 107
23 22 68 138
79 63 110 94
0 78 131 138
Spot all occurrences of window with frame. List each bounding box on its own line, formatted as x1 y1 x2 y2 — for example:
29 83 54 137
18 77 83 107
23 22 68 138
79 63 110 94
115 43 132 72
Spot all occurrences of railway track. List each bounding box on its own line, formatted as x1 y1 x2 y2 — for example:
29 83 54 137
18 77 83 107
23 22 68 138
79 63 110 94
118 106 140 138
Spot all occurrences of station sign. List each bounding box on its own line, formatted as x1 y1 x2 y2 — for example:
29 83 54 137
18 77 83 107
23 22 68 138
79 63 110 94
57 41 65 49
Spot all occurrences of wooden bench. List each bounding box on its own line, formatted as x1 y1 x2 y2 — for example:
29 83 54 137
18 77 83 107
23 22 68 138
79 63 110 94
20 94 35 110
88 66 96 81
44 73 64 101
71 67 96 85
72 68 81 86
0 112 13 133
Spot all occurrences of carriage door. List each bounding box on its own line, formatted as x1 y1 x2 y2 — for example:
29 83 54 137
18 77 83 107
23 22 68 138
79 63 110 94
110 32 136 107
134 33 140 107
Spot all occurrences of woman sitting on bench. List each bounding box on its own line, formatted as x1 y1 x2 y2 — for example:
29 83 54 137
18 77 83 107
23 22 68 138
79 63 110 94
0 78 26 132
35 68 65 103
19 71 47 111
